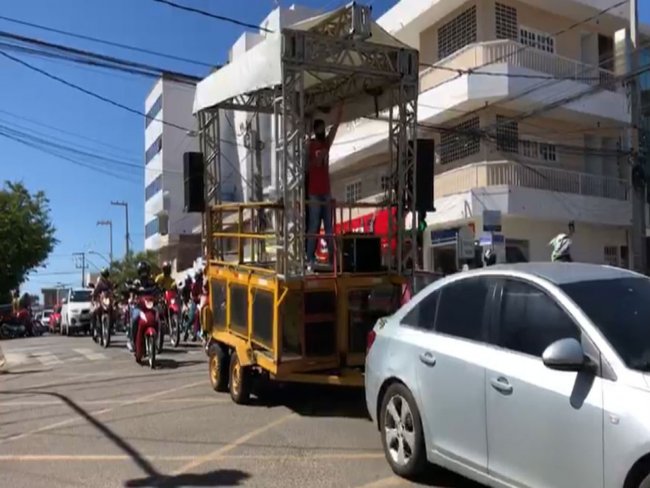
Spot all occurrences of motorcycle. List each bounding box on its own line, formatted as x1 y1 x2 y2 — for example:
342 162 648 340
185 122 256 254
0 320 26 339
97 291 114 348
163 289 182 347
134 290 159 369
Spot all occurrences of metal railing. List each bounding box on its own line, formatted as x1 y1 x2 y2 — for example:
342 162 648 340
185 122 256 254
420 40 616 92
435 161 629 201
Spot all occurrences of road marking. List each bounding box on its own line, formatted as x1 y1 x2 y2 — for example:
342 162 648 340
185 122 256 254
0 380 205 445
0 452 383 462
31 352 63 366
73 348 107 361
4 352 29 366
0 398 229 406
172 412 297 475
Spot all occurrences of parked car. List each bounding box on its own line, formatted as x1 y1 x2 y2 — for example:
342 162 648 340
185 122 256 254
365 263 650 488
61 289 93 336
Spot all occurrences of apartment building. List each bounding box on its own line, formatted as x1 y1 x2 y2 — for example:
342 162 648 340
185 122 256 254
327 0 649 272
144 76 202 269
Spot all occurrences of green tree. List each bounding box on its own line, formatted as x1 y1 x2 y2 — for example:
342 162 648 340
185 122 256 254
109 250 160 286
0 182 57 302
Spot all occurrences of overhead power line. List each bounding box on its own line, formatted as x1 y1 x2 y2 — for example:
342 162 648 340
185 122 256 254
0 14 217 68
149 0 272 33
0 29 202 83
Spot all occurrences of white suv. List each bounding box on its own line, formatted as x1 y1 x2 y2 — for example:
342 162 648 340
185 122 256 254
61 288 93 336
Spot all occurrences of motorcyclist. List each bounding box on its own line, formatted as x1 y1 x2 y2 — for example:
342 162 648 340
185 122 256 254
182 271 203 342
128 261 157 352
155 261 176 291
483 248 497 267
550 222 574 262
91 268 113 325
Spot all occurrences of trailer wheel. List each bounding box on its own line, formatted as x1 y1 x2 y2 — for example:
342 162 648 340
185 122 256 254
229 351 251 404
209 344 230 392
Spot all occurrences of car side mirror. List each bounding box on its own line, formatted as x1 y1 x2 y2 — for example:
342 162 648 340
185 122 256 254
542 338 586 372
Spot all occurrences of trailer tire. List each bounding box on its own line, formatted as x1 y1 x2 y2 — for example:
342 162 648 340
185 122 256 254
209 343 230 392
229 351 251 404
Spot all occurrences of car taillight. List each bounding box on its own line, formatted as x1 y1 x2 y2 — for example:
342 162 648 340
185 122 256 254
367 330 377 353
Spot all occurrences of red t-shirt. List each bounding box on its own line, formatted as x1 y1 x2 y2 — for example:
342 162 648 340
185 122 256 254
307 139 331 196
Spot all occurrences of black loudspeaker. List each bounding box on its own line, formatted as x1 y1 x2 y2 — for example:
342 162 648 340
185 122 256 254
342 235 382 272
415 139 435 213
183 152 205 213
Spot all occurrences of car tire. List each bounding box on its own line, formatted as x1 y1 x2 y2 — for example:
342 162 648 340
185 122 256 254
626 461 650 488
379 383 427 479
208 343 230 392
229 351 251 405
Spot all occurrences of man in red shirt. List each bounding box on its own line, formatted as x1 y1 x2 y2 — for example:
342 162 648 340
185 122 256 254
306 103 343 269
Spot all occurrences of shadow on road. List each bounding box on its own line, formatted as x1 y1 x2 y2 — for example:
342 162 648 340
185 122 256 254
410 466 487 487
1 388 250 486
152 359 204 370
253 383 370 419
125 469 250 487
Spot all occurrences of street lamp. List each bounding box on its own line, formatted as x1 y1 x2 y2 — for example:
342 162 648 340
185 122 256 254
110 201 130 258
96 220 113 265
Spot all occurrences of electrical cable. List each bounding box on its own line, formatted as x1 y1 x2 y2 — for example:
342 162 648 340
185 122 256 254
0 14 218 68
149 0 272 33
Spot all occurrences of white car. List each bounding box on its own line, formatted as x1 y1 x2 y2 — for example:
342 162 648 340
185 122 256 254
61 288 93 336
366 263 650 488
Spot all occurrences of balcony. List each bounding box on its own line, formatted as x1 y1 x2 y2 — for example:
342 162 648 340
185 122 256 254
420 40 616 92
436 161 629 201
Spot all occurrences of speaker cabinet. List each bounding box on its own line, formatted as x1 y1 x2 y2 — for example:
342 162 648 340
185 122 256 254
183 152 205 213
342 235 382 272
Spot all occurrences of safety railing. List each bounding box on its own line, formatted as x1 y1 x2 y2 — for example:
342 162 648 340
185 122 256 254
208 200 406 278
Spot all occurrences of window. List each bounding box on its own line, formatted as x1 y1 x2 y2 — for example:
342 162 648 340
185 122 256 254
70 290 92 302
435 277 492 341
495 3 518 40
521 140 558 162
380 174 392 192
438 6 477 59
495 279 580 357
145 135 162 165
604 246 618 266
145 95 162 128
145 174 163 201
561 277 650 371
519 26 555 53
401 290 439 330
496 116 519 153
345 181 362 202
439 117 481 165
145 218 159 239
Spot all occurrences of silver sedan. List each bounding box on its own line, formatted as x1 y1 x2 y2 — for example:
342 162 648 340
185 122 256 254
365 262 650 488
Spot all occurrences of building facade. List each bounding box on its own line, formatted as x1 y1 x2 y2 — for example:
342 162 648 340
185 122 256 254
327 0 649 272
144 76 202 269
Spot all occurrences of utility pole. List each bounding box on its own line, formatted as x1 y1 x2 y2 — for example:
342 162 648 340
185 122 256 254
97 220 113 265
629 0 646 273
72 252 86 287
111 201 130 258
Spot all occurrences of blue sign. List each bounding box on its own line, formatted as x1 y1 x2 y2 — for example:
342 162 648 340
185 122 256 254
431 228 459 245
479 233 505 246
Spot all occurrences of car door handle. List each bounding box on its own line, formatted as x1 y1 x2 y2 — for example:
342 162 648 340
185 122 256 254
490 376 513 395
419 352 436 367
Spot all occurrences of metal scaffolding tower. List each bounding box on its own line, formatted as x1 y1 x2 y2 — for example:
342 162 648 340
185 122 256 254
197 3 419 279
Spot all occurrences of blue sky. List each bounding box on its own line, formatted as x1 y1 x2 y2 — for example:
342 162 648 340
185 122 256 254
0 0 647 296
0 0 394 296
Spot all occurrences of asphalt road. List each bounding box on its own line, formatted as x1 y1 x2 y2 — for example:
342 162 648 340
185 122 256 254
0 334 484 488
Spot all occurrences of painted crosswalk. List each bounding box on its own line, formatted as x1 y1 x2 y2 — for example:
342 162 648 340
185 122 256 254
4 347 109 368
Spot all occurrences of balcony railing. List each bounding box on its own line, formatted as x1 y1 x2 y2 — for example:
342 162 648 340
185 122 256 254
436 161 629 201
420 40 616 92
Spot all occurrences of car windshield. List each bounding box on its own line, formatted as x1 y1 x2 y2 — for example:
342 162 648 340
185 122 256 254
70 290 91 303
561 277 650 372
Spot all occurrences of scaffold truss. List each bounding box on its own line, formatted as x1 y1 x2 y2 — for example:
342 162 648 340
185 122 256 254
196 2 419 279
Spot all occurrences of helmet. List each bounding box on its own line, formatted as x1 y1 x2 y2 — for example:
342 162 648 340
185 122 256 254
162 261 172 276
136 261 150 276
100 268 109 278
483 248 497 266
